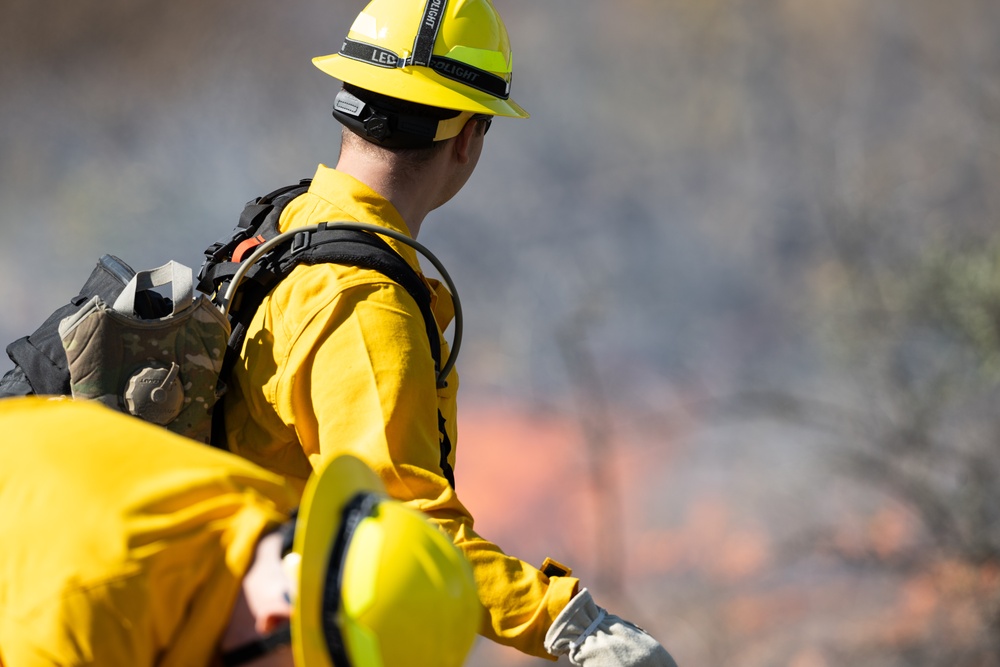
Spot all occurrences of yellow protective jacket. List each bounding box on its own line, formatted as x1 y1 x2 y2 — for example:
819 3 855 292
0 397 297 667
224 165 578 657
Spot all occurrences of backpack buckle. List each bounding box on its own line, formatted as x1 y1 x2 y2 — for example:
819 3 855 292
290 230 312 255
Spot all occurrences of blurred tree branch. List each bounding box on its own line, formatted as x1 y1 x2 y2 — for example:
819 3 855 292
556 303 626 600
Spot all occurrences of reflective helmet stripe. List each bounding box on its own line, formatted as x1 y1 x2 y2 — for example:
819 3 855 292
339 38 511 100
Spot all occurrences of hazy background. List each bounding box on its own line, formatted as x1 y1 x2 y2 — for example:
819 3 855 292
3 1 1000 665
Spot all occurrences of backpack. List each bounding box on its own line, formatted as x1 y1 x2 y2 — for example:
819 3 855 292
0 179 462 448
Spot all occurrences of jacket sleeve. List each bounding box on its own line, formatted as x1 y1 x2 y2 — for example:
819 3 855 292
272 271 579 658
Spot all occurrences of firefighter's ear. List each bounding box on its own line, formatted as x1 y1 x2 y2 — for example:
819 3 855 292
453 116 483 165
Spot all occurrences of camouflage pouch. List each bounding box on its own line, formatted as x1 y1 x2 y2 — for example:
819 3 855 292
57 261 230 444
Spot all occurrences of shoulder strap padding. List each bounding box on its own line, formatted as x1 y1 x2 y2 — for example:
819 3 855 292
204 182 444 453
210 227 441 451
198 182 312 295
224 227 441 377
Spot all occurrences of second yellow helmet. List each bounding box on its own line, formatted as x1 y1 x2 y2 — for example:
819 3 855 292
290 454 481 667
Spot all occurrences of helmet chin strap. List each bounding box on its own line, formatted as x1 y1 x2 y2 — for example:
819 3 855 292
221 622 293 667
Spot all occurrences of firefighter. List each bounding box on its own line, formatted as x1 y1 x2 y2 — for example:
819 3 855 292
223 0 676 664
0 397 479 667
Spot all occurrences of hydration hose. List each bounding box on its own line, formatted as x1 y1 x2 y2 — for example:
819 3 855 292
215 223 463 387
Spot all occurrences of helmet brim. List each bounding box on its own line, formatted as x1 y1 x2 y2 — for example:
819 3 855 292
313 54 529 119
291 454 386 667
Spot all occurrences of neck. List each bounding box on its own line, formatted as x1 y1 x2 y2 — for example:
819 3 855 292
335 147 448 238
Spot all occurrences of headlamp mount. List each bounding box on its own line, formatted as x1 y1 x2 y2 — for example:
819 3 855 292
333 88 443 149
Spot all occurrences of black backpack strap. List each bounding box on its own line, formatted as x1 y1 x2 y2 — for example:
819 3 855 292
0 366 34 398
210 227 442 450
228 226 441 372
198 181 312 294
202 182 458 489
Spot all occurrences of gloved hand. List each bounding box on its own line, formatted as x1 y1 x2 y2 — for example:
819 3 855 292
544 588 678 667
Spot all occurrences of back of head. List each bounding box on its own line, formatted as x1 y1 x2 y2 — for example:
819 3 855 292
313 0 528 149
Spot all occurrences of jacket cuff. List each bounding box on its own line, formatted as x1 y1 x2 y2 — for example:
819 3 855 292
541 575 581 658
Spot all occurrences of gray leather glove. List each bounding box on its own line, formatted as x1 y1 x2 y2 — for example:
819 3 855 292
544 589 678 667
